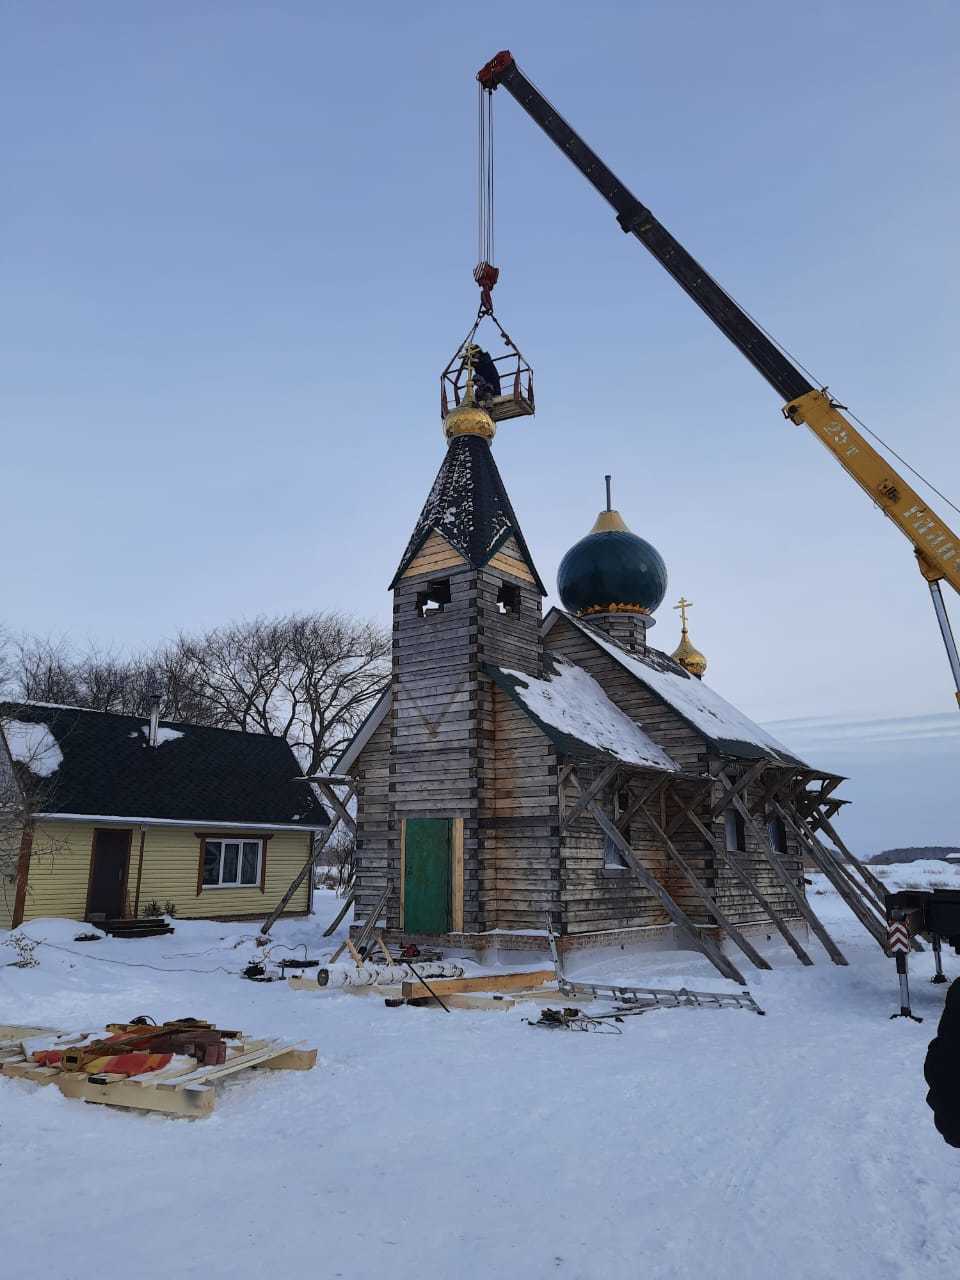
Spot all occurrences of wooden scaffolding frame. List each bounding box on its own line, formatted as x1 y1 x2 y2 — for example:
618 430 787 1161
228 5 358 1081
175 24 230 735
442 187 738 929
559 756 883 983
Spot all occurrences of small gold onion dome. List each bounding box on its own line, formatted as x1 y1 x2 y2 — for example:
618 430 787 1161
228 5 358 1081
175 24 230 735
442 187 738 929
670 596 707 678
443 401 496 443
672 631 708 678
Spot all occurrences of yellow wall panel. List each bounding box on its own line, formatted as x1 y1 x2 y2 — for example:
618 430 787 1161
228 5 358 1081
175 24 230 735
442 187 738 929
19 822 312 923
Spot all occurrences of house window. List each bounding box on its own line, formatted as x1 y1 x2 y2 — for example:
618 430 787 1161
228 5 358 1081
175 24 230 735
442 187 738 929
202 838 262 888
603 786 632 869
724 809 746 852
416 578 451 617
497 582 521 616
767 815 788 854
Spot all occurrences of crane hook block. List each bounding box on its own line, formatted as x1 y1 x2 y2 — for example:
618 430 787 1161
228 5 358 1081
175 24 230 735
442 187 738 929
478 50 514 89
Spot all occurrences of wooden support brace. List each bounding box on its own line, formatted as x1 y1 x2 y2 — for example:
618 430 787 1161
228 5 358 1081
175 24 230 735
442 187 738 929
678 797 814 966
707 759 766 820
588 799 747 985
774 802 889 951
718 772 848 966
559 762 621 833
636 799 772 971
260 780 356 935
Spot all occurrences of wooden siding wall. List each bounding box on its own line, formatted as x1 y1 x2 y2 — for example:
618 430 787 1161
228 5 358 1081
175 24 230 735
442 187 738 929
545 616 708 771
138 828 311 919
401 530 466 580
559 760 671 934
352 713 395 928
705 772 805 926
20 821 95 921
16 821 311 923
352 550 553 936
485 687 559 930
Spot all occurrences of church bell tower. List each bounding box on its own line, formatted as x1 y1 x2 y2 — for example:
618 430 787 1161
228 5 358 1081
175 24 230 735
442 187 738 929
384 401 545 935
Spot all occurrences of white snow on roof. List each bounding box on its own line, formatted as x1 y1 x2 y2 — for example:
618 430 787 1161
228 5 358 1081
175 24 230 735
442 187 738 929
140 725 184 745
1 719 63 777
567 615 800 762
500 660 678 771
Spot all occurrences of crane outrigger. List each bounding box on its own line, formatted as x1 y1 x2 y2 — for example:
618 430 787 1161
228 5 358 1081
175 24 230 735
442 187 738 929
477 50 960 707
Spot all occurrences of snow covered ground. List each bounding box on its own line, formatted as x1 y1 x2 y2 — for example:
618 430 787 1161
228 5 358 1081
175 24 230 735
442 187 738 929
2 878 958 1280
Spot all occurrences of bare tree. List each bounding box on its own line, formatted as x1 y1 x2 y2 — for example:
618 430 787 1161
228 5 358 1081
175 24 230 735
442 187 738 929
10 612 390 775
174 613 390 772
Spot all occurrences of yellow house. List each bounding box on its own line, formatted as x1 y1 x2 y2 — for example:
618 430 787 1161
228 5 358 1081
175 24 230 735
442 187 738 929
0 701 327 930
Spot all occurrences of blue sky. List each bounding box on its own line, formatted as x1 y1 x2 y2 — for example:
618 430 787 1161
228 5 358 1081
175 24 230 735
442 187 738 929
3 2 958 848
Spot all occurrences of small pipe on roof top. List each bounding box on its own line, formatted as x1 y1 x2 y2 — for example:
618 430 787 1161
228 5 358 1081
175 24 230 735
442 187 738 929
604 474 612 512
148 692 161 748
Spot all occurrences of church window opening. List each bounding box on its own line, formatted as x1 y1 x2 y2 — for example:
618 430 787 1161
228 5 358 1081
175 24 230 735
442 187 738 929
724 808 746 852
497 582 522 616
416 579 451 617
603 786 632 869
767 814 788 854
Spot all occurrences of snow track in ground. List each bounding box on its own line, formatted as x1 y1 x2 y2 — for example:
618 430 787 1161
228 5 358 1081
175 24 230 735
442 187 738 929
2 882 958 1279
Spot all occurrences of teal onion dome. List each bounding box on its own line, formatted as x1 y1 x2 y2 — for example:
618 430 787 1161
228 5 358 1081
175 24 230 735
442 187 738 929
557 481 667 618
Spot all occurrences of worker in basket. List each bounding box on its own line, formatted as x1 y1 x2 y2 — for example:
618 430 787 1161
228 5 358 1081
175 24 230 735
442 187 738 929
463 344 501 404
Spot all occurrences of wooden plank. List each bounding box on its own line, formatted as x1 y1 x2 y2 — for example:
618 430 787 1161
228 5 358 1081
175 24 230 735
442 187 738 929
587 799 746 984
451 817 464 932
398 969 555 997
774 802 888 950
679 800 814 966
56 1073 215 1117
260 783 355 935
255 1047 317 1071
718 776 848 966
401 993 518 1011
636 799 772 971
559 762 620 833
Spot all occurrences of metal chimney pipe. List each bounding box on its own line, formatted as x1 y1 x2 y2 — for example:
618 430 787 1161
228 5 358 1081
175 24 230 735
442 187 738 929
148 692 161 748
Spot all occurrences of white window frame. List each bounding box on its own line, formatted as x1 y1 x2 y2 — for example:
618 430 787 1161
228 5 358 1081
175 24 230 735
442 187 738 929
202 837 263 889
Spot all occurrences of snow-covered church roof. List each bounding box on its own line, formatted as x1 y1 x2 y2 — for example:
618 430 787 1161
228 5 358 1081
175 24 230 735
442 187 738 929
546 611 804 766
484 657 679 771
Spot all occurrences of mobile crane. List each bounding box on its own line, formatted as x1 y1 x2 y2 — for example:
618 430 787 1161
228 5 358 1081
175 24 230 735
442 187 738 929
476 50 960 708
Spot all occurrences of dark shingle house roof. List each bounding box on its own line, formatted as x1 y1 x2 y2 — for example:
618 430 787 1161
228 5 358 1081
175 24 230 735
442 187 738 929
0 702 328 829
390 435 545 592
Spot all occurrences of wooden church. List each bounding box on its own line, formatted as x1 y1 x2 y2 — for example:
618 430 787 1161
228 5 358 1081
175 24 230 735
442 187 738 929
337 396 887 979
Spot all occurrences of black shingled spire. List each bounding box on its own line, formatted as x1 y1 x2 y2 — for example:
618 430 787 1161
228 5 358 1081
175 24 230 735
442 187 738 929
390 435 545 592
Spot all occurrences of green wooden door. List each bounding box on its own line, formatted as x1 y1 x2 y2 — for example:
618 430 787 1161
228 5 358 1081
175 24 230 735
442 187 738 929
403 818 451 934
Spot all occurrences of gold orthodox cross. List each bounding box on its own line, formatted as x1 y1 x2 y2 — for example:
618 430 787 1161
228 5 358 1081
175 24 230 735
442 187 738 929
674 596 693 633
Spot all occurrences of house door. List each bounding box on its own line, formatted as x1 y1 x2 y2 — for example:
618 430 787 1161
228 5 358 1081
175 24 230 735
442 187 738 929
402 818 451 935
86 828 131 919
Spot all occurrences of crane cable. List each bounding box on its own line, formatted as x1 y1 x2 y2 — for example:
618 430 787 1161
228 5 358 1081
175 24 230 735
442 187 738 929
474 85 499 310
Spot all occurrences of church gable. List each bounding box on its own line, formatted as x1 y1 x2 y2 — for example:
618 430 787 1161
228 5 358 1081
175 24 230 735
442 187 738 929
390 434 544 591
400 530 467 581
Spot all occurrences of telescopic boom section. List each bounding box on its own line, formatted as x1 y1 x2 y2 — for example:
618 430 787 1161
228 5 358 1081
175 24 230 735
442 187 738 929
476 50 960 655
478 50 812 404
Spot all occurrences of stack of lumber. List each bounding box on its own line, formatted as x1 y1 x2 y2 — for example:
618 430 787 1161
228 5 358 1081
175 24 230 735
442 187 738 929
0 1024 316 1118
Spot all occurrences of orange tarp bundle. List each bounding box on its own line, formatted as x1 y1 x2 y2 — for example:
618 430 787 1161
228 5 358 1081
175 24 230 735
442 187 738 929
32 1034 174 1078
